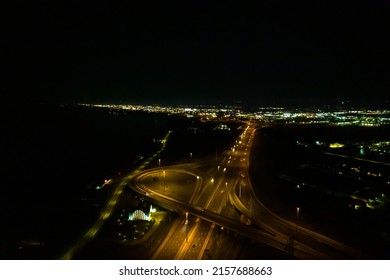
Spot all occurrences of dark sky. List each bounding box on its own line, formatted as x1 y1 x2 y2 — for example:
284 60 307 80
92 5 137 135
2 1 390 106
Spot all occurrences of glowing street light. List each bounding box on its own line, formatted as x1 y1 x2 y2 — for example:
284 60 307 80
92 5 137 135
190 152 193 160
295 207 300 238
225 182 228 206
163 170 166 190
184 212 189 242
158 158 161 168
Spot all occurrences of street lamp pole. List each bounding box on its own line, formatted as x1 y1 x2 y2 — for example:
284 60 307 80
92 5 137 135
163 170 166 191
225 182 228 206
295 207 300 239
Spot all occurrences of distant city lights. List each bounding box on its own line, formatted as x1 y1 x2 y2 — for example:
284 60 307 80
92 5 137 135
77 103 390 127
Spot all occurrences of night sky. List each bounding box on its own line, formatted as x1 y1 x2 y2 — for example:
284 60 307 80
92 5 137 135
3 1 390 107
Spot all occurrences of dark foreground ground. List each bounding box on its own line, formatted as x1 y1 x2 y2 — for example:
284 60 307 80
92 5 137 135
249 124 390 259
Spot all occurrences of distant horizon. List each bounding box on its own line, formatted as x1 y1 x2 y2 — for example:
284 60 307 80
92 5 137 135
68 100 390 111
44 98 390 111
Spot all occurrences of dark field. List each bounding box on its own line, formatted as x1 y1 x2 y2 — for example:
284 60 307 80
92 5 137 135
249 124 390 259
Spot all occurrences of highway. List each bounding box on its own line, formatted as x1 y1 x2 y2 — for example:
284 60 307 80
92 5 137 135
62 122 366 259
130 123 366 259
